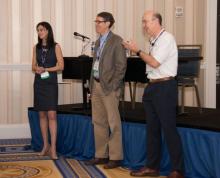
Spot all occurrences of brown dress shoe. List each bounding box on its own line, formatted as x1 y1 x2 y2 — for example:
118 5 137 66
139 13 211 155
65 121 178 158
167 171 184 178
130 167 159 177
103 160 121 169
84 158 109 165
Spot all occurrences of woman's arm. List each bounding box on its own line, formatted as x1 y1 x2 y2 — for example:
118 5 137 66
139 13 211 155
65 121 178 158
32 45 45 74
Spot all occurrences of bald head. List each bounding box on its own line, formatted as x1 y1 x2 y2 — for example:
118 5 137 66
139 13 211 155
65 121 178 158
143 10 154 18
143 10 162 25
142 10 162 37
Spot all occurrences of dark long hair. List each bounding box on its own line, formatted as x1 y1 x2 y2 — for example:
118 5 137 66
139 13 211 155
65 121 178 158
36 21 56 49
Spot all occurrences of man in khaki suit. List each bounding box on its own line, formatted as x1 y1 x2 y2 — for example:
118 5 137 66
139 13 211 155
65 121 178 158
86 12 127 169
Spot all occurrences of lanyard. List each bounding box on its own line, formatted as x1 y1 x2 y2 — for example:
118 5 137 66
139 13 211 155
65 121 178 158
96 32 109 60
150 29 165 46
96 40 106 60
41 47 48 65
149 29 165 54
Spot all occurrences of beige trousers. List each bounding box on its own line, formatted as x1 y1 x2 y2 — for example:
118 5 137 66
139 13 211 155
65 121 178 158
91 81 123 160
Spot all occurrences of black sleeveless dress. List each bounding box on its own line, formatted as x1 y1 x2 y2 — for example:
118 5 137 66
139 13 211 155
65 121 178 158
34 44 58 111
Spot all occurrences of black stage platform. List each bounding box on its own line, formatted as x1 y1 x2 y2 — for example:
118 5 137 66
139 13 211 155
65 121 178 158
57 102 220 132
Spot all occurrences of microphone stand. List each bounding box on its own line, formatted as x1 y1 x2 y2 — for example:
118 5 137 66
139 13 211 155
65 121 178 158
79 37 90 58
74 36 92 112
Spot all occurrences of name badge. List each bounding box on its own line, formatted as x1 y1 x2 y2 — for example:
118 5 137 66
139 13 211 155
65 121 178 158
40 71 50 79
93 60 99 71
146 65 153 73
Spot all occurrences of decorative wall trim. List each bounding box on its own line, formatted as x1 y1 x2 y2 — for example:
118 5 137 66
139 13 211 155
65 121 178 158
0 64 31 71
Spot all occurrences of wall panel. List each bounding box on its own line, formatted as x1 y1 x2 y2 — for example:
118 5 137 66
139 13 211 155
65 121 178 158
0 0 210 124
21 0 32 64
0 1 9 64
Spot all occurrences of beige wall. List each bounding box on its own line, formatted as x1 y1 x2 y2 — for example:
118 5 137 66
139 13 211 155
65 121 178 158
0 0 215 124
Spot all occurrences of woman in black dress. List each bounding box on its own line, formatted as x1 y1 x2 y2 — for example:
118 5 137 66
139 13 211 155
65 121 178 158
32 22 64 159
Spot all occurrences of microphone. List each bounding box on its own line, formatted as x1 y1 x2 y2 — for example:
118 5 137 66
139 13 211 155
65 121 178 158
74 32 90 40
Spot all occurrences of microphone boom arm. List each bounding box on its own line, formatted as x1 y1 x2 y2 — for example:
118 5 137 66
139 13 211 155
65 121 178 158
73 32 91 57
81 38 91 56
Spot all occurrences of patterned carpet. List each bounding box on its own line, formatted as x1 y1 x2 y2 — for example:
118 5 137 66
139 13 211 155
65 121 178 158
0 139 106 178
0 139 166 178
0 160 62 178
55 157 106 178
0 138 32 154
0 154 107 178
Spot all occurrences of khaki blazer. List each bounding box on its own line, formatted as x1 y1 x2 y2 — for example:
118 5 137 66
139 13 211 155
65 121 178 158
90 31 127 95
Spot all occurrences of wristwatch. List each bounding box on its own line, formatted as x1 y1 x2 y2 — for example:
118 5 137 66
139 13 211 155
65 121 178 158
136 50 142 56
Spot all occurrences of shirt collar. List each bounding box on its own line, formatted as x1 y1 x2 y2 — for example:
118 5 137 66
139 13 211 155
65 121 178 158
100 30 110 43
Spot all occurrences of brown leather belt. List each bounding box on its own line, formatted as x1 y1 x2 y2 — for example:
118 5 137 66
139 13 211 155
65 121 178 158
94 77 100 83
149 76 174 83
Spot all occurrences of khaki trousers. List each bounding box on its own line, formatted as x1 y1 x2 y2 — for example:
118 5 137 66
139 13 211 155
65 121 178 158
91 81 123 160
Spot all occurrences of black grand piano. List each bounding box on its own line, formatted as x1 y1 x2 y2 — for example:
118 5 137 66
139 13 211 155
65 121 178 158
62 56 202 110
63 56 147 82
62 56 147 109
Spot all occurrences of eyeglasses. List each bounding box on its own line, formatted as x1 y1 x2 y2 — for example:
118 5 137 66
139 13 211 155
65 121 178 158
94 20 106 24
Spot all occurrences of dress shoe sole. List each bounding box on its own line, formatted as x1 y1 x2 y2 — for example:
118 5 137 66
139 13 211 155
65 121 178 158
130 172 159 177
103 160 121 169
84 159 109 166
103 165 120 169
